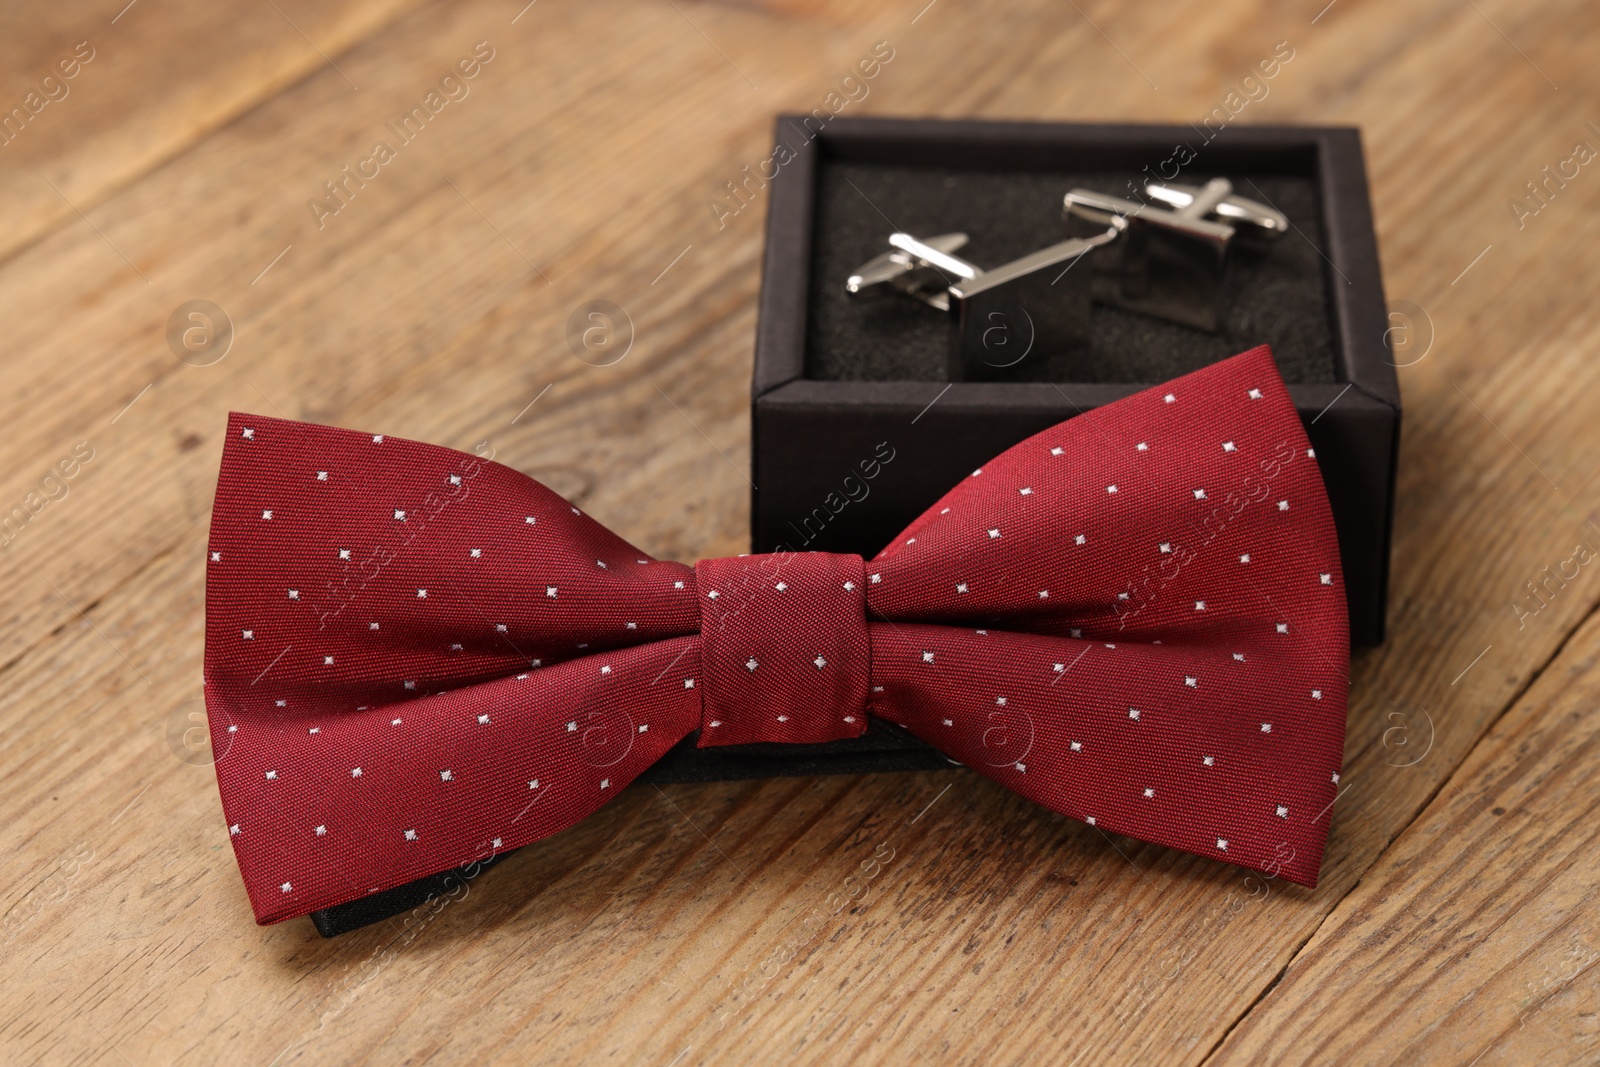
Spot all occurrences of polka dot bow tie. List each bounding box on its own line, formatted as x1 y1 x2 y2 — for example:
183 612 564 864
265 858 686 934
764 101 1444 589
206 345 1348 926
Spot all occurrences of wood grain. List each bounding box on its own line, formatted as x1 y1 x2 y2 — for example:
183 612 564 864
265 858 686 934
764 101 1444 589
1211 607 1600 1065
1 0 1599 1063
0 0 427 264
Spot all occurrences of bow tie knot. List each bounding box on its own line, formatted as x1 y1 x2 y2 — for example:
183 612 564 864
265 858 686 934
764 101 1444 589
694 552 871 747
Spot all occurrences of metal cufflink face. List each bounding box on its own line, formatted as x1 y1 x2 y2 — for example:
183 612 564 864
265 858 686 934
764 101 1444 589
847 223 1124 381
1063 178 1287 332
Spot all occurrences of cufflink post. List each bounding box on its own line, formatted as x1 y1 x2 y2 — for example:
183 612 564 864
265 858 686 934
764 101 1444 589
943 223 1122 380
846 222 1123 380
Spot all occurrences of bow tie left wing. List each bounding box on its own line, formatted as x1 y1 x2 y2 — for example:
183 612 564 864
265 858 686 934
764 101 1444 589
205 414 705 923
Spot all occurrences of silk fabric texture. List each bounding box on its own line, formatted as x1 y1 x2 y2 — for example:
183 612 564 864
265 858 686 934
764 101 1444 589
204 345 1348 925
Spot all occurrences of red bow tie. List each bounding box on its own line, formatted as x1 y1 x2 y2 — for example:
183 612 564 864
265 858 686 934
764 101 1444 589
205 346 1347 925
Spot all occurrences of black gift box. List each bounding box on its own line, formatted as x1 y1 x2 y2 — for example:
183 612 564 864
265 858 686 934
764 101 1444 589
751 116 1397 643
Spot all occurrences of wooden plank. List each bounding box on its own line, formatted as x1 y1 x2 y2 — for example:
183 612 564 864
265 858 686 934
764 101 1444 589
1212 606 1600 1066
0 0 1599 1063
0 0 425 265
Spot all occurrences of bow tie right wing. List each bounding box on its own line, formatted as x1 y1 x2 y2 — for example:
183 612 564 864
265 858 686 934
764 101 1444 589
864 347 1348 887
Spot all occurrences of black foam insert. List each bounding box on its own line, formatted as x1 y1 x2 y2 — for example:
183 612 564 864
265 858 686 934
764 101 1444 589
806 162 1339 385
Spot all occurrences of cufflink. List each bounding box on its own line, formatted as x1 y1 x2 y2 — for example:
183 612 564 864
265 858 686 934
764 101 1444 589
847 223 1124 381
1063 178 1287 331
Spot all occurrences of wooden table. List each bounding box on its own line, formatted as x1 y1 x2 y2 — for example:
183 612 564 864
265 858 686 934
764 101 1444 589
3 0 1598 1063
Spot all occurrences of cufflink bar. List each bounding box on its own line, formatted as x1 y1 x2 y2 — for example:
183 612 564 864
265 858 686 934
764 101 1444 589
1146 180 1290 236
1063 178 1285 332
846 232 975 311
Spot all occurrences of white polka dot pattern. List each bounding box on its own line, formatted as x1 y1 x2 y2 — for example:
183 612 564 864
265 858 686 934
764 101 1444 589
204 345 1346 926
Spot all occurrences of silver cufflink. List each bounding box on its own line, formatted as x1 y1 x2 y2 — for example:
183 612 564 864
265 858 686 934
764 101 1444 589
1063 178 1287 331
846 224 1124 381
846 178 1286 378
